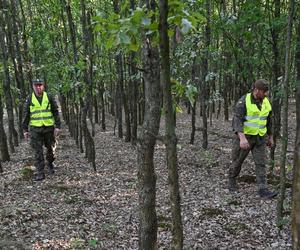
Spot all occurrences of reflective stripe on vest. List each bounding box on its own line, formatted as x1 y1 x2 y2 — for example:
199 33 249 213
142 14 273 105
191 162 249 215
243 93 271 136
29 92 54 127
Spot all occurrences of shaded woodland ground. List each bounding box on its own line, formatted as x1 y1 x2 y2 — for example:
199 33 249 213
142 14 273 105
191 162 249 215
0 101 295 249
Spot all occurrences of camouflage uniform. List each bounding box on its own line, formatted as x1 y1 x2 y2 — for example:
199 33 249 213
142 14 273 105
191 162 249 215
22 93 61 176
229 94 272 191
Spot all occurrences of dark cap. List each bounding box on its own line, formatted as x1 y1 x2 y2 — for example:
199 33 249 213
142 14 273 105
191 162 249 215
32 79 45 85
252 79 269 92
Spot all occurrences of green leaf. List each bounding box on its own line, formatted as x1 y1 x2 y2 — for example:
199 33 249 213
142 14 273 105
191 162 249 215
119 32 131 44
186 84 198 105
181 18 193 34
88 239 98 247
141 16 151 26
129 43 139 52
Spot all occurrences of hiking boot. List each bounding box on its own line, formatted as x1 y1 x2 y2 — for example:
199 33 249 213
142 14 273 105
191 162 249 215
228 178 239 193
258 189 278 199
34 173 45 181
48 163 55 175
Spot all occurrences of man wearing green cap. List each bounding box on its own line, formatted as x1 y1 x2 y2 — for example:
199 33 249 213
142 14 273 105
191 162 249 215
22 79 61 181
228 79 278 199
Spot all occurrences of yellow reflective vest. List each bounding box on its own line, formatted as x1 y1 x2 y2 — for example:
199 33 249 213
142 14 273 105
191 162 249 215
243 93 272 136
29 92 54 127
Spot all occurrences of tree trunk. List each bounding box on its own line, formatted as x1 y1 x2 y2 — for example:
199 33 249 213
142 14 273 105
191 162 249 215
159 0 183 248
201 0 211 149
137 1 161 248
277 0 295 226
9 0 26 140
0 94 10 162
63 0 80 145
122 56 131 142
129 52 138 145
80 0 96 170
292 16 300 250
269 0 282 174
0 3 18 153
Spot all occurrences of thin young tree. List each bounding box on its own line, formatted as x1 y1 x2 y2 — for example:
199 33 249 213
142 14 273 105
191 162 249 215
0 0 18 153
137 0 161 248
159 0 183 248
0 93 10 162
80 0 96 170
292 16 300 250
277 0 295 225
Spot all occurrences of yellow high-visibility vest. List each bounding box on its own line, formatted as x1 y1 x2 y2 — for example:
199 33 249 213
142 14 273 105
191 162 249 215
243 93 271 136
29 92 54 127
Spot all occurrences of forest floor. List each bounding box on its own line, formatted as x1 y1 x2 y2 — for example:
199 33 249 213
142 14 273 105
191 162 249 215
0 102 295 250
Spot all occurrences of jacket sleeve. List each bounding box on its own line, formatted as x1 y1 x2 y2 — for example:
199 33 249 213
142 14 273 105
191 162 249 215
266 111 273 135
232 95 246 134
22 96 31 132
49 94 61 129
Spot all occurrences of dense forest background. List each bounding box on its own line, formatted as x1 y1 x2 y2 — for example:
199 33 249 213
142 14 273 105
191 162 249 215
1 0 300 249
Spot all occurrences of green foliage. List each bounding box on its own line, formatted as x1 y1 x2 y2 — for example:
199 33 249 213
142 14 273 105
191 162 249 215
185 83 197 105
70 238 85 249
102 223 118 234
93 1 200 53
19 167 34 180
88 239 99 248
224 222 249 235
277 217 289 230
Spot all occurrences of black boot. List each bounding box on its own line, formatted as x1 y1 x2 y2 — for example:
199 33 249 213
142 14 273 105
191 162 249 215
258 188 278 199
34 173 45 181
228 178 239 193
48 163 55 175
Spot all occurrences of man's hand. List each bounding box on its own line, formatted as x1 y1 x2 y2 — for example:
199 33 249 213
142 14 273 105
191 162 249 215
239 138 250 150
24 132 30 140
267 135 274 148
238 132 250 150
54 128 60 137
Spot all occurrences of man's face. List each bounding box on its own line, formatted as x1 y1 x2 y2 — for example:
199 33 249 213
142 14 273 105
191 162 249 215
254 88 268 101
33 83 45 96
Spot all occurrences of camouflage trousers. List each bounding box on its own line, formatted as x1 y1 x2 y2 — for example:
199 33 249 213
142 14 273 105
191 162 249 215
30 126 56 175
229 134 268 190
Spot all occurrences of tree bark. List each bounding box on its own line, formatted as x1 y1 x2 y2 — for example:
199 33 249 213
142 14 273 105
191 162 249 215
201 0 211 149
277 0 295 226
0 1 18 153
9 0 26 140
269 0 282 174
80 0 96 170
292 16 300 250
159 0 183 248
0 94 10 162
137 1 161 248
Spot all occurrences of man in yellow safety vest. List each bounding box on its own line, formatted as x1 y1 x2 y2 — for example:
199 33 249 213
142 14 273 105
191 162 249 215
228 79 278 199
22 79 61 181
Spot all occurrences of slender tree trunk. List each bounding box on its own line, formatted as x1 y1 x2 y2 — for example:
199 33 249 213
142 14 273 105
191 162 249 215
269 0 281 174
63 0 80 145
129 52 138 145
80 0 96 170
0 94 10 162
19 0 32 92
292 17 300 250
201 0 211 149
159 0 183 248
137 1 161 248
10 0 26 140
277 0 295 226
122 57 131 142
0 3 17 153
190 102 196 145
